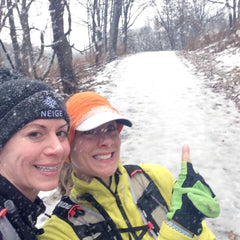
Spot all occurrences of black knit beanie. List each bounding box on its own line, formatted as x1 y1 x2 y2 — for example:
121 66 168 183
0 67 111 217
0 78 70 149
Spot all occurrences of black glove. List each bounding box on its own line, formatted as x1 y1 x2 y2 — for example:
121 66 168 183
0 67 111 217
167 161 220 235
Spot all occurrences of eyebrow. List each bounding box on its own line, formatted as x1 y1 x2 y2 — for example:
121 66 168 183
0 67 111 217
23 122 68 130
58 123 69 129
22 123 47 130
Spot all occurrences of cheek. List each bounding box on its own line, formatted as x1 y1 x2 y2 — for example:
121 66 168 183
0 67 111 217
115 135 121 147
63 142 70 158
113 136 121 160
70 148 90 176
0 151 29 181
70 140 88 164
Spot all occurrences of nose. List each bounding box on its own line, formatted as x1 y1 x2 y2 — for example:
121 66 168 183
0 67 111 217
44 134 65 156
98 132 113 146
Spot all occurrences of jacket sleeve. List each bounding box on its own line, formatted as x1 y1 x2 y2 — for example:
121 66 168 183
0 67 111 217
139 163 216 240
157 221 216 240
37 215 79 240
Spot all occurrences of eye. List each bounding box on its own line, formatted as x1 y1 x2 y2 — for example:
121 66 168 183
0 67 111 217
28 131 42 139
57 130 68 138
83 129 95 135
106 124 117 132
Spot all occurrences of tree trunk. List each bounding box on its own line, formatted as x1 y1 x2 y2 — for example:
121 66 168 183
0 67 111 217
7 0 22 72
233 0 236 29
0 0 5 30
122 1 130 54
92 0 103 65
109 0 122 60
49 0 76 94
19 0 34 75
103 0 108 57
226 0 233 29
238 0 240 19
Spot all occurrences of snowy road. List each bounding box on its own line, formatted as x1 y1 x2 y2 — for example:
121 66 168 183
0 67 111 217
90 51 240 239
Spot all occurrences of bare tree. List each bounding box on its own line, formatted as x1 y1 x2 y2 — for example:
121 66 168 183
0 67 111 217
207 0 240 29
122 0 132 53
238 0 240 19
0 0 6 30
2 0 37 74
89 0 104 65
151 0 178 50
7 0 22 71
149 0 228 50
0 0 6 65
103 0 108 56
75 0 106 62
109 0 122 60
49 0 77 94
16 0 34 74
84 0 122 61
74 0 151 62
122 0 151 53
1 0 57 79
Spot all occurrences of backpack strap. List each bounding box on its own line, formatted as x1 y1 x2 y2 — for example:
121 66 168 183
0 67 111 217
53 196 123 240
53 191 152 240
78 193 154 240
0 206 21 240
53 196 85 221
124 164 169 237
0 190 44 240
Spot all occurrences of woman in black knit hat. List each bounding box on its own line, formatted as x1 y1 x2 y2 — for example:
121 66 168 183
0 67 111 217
0 68 70 240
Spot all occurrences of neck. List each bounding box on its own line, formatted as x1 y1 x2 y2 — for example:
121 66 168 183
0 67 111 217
21 189 38 202
74 172 110 186
100 176 110 186
0 172 38 202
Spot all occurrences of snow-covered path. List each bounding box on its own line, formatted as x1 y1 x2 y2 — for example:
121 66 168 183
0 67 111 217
39 51 240 239
90 51 240 239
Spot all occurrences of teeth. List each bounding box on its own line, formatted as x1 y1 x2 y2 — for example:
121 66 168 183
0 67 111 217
94 153 112 160
36 166 57 172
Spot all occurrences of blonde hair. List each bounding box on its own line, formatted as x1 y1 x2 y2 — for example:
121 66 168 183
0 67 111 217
58 162 73 196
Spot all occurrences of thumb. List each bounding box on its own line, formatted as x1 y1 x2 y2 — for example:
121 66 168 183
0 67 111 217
182 144 191 162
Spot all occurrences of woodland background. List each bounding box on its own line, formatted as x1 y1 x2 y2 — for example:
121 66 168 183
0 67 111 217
1 0 240 95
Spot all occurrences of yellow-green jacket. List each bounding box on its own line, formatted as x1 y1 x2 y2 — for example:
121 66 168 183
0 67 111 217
38 163 216 240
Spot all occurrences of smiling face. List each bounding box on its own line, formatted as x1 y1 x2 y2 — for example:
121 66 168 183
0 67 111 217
0 119 70 201
70 121 121 185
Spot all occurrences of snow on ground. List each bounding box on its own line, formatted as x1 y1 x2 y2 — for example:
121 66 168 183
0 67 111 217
215 47 240 69
38 49 240 240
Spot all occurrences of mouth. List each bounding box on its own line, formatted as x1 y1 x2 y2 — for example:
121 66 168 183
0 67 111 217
35 165 58 172
93 152 113 160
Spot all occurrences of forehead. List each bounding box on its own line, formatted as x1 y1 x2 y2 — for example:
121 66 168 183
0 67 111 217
23 119 67 129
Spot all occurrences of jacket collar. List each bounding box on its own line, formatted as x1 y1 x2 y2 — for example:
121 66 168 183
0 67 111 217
71 160 124 200
0 174 45 227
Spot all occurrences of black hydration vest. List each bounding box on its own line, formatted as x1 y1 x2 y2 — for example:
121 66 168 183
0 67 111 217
53 165 169 240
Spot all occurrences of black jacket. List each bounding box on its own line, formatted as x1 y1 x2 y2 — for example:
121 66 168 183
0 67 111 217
0 174 45 240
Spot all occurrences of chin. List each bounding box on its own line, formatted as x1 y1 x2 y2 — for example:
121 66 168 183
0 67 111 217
103 168 117 177
39 182 58 192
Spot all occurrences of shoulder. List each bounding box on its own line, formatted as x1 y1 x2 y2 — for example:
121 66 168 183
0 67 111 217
138 163 175 182
138 163 175 207
38 215 78 240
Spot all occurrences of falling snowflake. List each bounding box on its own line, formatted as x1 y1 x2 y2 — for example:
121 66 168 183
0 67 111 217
43 96 57 109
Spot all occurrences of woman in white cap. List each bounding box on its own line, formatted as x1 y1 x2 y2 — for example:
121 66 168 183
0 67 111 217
39 91 220 240
0 71 70 240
